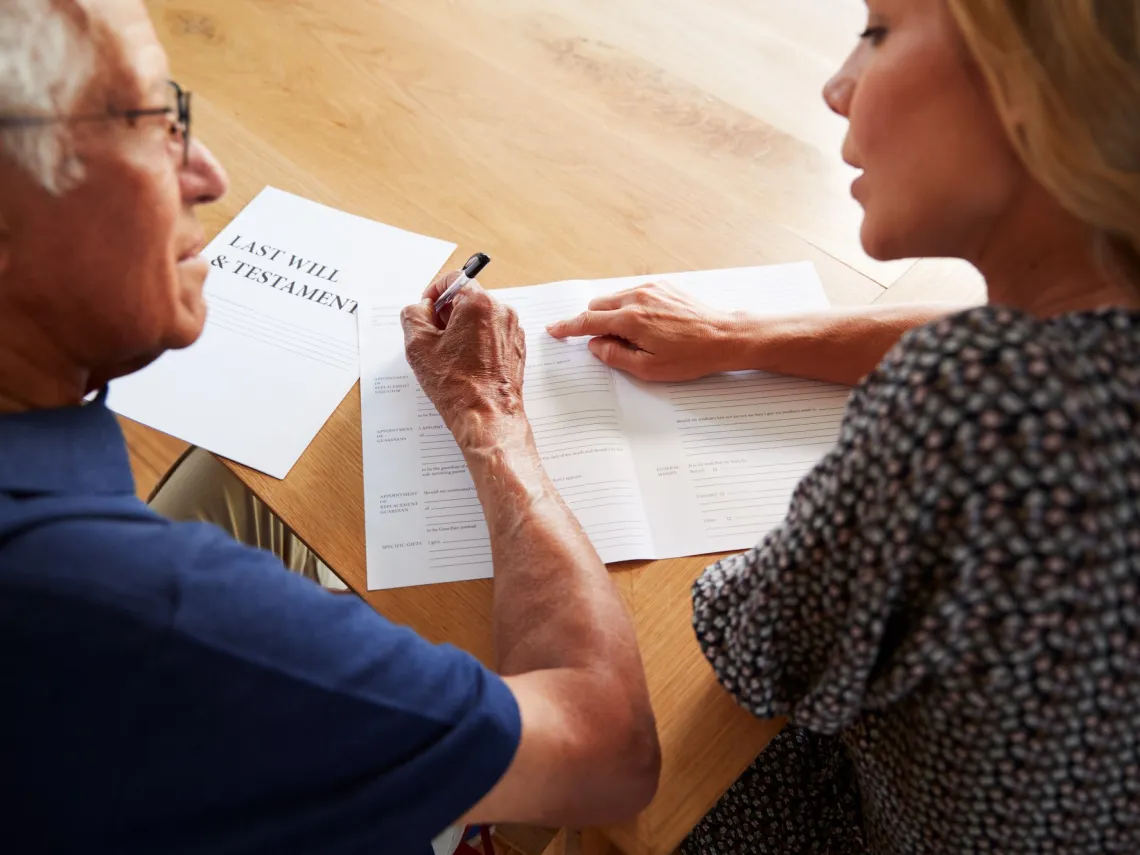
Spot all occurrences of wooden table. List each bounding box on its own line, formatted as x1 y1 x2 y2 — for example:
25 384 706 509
148 1 984 852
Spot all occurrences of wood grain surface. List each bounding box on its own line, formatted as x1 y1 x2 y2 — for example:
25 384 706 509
132 2 985 852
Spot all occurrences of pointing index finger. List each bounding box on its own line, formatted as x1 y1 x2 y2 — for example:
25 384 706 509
546 309 628 339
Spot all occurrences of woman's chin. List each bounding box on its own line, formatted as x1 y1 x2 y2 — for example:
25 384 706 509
859 218 907 262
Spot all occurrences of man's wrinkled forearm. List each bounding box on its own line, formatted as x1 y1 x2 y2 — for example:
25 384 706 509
459 414 642 679
460 416 550 544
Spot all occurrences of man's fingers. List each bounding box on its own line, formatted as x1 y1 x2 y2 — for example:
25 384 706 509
423 270 461 302
588 336 649 376
546 309 628 339
401 298 439 337
447 282 497 324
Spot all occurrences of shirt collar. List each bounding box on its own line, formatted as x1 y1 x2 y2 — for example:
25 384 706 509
0 389 135 496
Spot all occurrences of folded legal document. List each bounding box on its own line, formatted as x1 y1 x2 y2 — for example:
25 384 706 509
111 188 455 478
360 263 850 590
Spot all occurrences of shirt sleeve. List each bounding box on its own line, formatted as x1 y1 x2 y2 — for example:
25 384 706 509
117 524 521 854
691 314 992 734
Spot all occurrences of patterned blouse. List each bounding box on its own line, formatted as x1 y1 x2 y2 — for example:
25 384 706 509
682 307 1140 854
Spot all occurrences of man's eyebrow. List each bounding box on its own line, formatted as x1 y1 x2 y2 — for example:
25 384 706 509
129 64 172 103
144 77 170 98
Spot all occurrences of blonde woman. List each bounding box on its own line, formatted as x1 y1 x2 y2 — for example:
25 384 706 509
549 0 1140 851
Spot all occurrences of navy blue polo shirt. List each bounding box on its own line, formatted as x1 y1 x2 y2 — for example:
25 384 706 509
0 393 520 854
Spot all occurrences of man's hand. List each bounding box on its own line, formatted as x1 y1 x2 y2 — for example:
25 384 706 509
545 281 744 381
401 274 526 447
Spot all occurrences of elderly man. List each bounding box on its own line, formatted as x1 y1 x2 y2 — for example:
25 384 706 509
0 1 659 852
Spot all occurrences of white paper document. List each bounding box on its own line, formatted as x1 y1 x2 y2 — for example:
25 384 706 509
111 187 456 478
360 262 851 590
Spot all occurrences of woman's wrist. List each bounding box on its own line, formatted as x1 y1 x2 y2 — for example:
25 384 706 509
713 311 794 374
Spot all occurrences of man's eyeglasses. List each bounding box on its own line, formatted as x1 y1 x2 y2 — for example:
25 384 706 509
0 80 192 166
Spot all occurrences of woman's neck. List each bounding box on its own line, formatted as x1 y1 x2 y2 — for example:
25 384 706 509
981 249 1138 317
974 188 1140 317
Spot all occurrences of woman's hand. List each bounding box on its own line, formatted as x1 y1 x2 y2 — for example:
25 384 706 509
545 281 744 381
401 273 527 449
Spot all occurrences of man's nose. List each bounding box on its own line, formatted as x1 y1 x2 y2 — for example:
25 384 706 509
180 138 229 205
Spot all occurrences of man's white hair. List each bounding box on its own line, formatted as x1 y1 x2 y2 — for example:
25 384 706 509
0 0 96 193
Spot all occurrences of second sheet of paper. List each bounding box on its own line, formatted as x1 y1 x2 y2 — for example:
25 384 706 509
361 263 850 590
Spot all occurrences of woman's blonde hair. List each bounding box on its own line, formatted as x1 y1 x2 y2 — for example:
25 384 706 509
947 0 1140 285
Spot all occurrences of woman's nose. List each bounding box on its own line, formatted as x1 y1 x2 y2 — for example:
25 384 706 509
823 73 855 118
180 138 229 206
